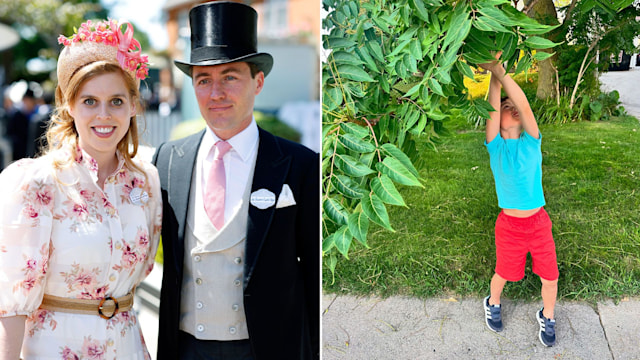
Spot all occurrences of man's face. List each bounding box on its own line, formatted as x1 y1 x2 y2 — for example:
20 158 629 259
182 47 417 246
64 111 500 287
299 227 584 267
192 62 264 140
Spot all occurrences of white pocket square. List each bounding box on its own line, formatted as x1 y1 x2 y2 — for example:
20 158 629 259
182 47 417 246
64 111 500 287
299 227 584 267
275 184 296 208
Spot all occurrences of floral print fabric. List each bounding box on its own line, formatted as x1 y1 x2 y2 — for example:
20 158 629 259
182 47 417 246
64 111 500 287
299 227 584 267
0 148 162 359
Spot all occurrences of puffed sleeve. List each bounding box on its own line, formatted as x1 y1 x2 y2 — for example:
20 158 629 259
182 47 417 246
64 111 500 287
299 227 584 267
137 162 162 283
0 158 54 317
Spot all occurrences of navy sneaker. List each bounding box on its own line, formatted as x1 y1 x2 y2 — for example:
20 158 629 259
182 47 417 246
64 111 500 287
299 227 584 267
483 295 503 332
536 308 556 346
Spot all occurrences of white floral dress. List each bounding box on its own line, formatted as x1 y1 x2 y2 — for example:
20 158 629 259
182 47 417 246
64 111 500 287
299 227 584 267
0 147 162 360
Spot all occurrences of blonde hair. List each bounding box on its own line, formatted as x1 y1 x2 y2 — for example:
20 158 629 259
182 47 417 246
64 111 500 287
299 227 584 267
46 61 144 175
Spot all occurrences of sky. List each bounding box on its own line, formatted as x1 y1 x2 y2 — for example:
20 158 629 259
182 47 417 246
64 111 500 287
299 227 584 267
101 0 169 50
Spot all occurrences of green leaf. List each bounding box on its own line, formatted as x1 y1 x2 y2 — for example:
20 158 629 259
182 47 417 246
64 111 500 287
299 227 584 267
322 231 336 253
409 0 429 22
379 73 390 93
514 54 532 75
372 16 393 34
409 113 428 135
376 156 423 187
334 153 375 177
404 83 421 98
478 6 519 26
366 40 385 62
455 61 476 80
341 122 369 138
409 39 422 59
533 51 555 61
474 16 511 33
395 59 409 79
403 53 418 74
478 0 510 6
333 225 353 258
467 28 497 51
428 78 444 97
524 36 561 49
473 98 496 119
323 197 349 225
354 46 379 73
463 51 495 65
325 253 337 282
337 65 375 82
348 1 359 18
325 37 357 49
323 86 342 112
389 39 411 57
348 211 370 247
361 193 394 231
360 151 376 169
371 174 406 206
404 109 421 129
500 33 518 61
439 45 460 69
380 143 420 177
443 6 471 50
398 26 419 42
332 50 365 66
435 67 452 85
331 175 367 199
344 82 365 98
339 133 376 153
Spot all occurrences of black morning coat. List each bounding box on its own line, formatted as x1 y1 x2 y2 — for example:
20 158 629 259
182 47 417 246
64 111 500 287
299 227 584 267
152 127 320 360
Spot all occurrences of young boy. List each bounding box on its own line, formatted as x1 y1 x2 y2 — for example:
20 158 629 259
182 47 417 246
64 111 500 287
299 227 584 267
480 54 559 347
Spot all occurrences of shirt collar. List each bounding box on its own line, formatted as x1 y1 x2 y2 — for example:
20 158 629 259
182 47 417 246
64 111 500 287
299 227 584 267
202 118 259 162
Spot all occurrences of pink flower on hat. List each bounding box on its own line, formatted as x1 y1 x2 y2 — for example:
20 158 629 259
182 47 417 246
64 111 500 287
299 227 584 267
58 19 150 80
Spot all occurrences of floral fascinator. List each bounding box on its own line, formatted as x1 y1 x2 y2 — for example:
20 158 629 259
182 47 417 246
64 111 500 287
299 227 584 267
57 19 150 93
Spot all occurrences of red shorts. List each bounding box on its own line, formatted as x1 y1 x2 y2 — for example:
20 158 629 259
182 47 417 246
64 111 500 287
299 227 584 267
494 208 559 282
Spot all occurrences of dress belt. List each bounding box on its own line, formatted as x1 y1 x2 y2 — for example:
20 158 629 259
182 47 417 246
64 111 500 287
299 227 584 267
39 292 134 319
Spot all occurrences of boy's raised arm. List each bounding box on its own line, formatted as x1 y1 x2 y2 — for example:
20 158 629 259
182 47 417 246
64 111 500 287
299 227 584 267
491 67 539 139
485 72 502 143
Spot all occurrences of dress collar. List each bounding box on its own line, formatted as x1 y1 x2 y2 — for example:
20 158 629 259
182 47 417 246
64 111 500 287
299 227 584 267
74 145 125 183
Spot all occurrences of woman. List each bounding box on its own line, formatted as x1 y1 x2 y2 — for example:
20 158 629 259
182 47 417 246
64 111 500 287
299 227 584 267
0 19 161 359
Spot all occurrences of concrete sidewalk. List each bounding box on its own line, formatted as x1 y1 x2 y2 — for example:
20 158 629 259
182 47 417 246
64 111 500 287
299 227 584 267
322 294 640 359
599 67 640 119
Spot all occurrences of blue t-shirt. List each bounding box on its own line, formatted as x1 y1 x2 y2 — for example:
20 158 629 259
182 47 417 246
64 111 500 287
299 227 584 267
484 132 546 210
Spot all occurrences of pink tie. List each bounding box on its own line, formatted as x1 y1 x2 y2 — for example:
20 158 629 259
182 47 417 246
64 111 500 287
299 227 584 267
204 140 232 229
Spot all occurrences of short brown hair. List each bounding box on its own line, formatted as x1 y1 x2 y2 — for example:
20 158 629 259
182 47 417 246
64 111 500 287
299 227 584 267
247 62 260 78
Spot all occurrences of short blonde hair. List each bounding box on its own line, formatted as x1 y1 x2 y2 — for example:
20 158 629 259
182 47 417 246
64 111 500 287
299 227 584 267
46 61 144 175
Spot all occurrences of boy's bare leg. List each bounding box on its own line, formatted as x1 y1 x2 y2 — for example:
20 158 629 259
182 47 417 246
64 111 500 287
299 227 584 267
490 273 508 305
540 278 558 319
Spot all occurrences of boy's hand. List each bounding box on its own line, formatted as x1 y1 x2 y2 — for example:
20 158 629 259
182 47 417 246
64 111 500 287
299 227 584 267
479 51 503 74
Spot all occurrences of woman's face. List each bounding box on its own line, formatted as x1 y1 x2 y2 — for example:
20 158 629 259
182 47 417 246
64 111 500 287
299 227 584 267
69 72 135 160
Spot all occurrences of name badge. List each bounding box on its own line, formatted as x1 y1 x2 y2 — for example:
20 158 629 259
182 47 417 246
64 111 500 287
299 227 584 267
129 187 149 205
250 189 276 210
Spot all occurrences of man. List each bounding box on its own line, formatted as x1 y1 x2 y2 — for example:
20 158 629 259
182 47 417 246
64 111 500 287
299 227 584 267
153 2 319 359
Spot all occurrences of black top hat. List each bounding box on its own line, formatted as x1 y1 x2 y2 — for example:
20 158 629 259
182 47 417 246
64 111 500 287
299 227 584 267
174 1 274 77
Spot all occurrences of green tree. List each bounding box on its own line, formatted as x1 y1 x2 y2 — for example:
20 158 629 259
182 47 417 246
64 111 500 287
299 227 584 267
0 0 106 82
527 0 639 101
0 0 153 83
321 0 558 276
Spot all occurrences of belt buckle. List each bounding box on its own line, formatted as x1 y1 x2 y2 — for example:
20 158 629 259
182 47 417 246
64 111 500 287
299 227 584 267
98 296 119 320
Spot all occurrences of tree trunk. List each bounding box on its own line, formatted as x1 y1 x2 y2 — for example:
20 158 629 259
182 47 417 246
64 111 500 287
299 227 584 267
524 0 560 100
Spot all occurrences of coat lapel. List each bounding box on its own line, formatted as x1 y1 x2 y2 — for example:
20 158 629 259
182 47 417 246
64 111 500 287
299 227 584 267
244 128 291 288
169 130 204 273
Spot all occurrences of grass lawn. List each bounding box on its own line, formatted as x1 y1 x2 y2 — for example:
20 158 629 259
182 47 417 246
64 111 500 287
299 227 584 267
323 114 640 303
